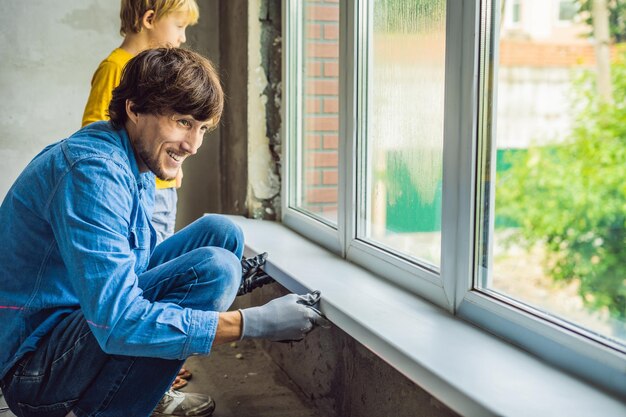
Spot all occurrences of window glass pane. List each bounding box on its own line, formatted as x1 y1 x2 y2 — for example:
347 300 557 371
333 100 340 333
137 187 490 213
558 0 577 22
359 0 446 268
512 0 521 23
477 0 626 346
296 0 340 225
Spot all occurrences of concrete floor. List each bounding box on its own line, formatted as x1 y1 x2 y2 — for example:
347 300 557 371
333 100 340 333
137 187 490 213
181 339 324 417
0 339 323 417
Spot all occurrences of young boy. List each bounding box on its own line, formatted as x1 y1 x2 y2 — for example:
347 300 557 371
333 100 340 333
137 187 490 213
82 0 198 244
81 0 199 400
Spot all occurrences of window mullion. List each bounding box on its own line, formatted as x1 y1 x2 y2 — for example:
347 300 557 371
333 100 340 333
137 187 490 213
338 0 357 257
440 0 482 312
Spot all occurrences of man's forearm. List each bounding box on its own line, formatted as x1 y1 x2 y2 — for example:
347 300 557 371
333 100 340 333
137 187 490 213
214 310 242 345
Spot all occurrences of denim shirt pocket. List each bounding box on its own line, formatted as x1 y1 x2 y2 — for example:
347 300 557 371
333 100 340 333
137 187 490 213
129 226 151 272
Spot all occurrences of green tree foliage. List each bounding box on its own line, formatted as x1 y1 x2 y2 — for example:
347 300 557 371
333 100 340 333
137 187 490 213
496 53 626 321
576 0 626 42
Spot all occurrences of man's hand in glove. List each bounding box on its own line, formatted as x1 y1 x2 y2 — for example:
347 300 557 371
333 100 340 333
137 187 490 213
239 291 330 342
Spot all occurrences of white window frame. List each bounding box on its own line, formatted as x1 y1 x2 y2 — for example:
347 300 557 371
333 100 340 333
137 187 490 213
282 0 626 398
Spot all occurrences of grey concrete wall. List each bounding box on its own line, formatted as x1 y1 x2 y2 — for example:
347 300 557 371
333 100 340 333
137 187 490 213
178 0 251 227
235 285 460 417
0 0 120 200
176 0 223 228
0 0 227 226
217 0 250 216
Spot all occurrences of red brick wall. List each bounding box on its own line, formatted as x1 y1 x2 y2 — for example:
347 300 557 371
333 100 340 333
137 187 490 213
302 0 340 220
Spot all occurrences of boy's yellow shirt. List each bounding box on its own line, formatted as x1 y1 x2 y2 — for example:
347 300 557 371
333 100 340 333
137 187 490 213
82 48 176 189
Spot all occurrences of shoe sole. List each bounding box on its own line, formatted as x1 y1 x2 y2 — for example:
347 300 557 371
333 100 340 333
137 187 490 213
151 400 215 417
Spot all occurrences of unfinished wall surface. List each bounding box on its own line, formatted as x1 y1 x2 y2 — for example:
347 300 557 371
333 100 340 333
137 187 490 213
0 0 119 200
235 284 460 417
247 0 283 220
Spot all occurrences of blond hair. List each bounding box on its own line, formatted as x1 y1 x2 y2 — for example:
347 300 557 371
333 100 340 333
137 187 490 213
120 0 199 36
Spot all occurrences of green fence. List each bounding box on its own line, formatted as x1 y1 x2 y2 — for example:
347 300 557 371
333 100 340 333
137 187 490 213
385 148 525 232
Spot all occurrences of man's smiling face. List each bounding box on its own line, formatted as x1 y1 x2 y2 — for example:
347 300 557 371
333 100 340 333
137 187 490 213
128 111 211 180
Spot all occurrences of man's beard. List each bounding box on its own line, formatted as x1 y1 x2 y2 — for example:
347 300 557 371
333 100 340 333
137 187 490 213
135 141 175 181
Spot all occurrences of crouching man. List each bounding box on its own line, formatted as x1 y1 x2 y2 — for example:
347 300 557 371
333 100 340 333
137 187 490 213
0 48 326 417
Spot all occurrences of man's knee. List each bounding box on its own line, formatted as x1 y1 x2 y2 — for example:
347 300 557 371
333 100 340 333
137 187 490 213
199 215 245 258
194 247 241 311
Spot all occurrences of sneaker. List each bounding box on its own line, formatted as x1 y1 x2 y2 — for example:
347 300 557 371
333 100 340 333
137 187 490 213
238 252 275 296
151 389 215 417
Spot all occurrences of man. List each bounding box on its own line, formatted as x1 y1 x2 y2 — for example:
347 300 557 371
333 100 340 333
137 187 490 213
0 48 326 417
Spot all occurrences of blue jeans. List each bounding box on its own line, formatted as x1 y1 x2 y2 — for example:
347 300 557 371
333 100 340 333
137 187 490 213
152 187 178 244
0 215 244 417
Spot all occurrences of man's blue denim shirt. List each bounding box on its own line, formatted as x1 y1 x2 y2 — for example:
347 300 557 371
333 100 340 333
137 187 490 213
0 122 218 379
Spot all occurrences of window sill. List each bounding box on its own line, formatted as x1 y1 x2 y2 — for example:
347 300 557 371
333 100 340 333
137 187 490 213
228 215 626 417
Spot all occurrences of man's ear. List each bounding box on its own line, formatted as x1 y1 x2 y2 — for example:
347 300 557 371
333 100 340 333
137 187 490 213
141 10 156 30
125 100 140 125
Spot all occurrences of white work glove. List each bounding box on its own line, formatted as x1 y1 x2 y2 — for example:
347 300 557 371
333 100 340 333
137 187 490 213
239 291 329 342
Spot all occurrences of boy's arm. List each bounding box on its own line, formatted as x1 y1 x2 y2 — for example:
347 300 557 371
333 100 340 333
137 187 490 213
81 61 123 127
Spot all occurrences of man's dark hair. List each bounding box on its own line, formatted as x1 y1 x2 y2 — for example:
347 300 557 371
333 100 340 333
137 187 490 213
108 47 223 129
